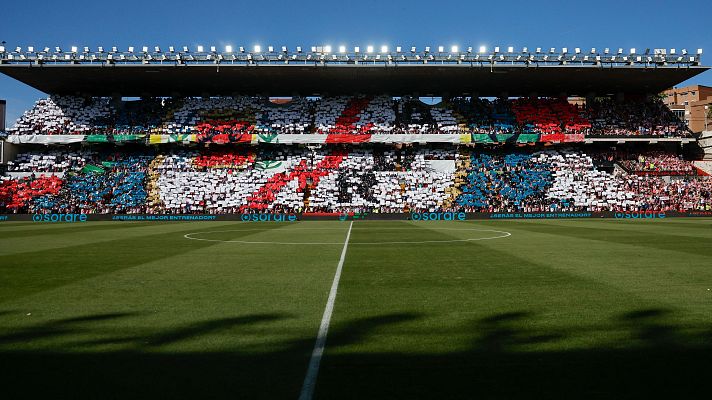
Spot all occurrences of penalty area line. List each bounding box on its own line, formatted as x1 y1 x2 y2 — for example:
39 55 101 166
298 220 353 400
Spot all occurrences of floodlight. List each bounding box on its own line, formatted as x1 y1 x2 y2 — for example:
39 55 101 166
43 47 50 53
14 46 21 53
617 48 623 54
522 47 528 53
83 46 90 53
254 45 261 52
604 48 610 54
670 49 676 55
339 45 346 53
27 46 34 52
55 47 62 53
155 46 161 53
354 46 360 53
452 46 459 53
396 46 402 52
591 48 596 54
225 45 233 53
425 46 431 53
411 46 417 53
166 46 173 53
507 46 514 53
0 46 4 53
324 45 331 53
71 46 78 53
682 49 688 55
562 47 568 54
367 45 374 53
282 46 288 52
210 46 217 52
438 46 444 53
239 46 245 53
181 46 188 52
381 45 388 53
630 48 636 54
549 48 555 53
575 48 581 54
142 46 148 53
697 49 703 55
536 48 541 53
296 46 302 53
467 47 473 53
197 45 204 52
479 46 486 53
311 46 317 52
494 47 500 53
268 46 274 52
112 46 118 53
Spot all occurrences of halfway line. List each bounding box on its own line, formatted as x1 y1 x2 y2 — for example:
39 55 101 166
298 221 353 400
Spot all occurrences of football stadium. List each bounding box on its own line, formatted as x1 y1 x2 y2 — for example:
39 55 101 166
2 4 712 398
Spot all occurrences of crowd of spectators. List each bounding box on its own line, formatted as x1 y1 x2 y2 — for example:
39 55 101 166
7 95 693 138
2 145 710 214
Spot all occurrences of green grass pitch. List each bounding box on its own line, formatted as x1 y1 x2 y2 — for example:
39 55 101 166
1 219 711 399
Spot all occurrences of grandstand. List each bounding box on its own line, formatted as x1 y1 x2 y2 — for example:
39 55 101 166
1 43 712 400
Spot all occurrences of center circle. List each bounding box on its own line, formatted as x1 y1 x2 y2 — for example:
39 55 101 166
183 227 511 245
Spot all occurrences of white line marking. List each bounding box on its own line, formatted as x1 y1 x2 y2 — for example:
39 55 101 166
298 220 353 400
183 227 511 245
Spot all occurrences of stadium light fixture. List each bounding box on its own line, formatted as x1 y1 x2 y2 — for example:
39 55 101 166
630 48 636 54
575 48 581 54
324 45 332 53
451 46 458 53
182 46 188 52
43 47 50 53
296 46 302 53
27 46 34 53
522 47 528 53
196 45 204 53
604 48 610 54
168 46 175 53
282 46 288 53
479 46 486 53
354 46 360 53
591 48 596 54
142 46 148 53
311 46 317 52
562 47 568 54
424 46 430 53
681 49 688 55
536 48 541 54
338 45 345 53
128 46 134 53
225 45 233 53
155 46 161 53
0 45 4 53
239 46 245 53
83 46 90 53
268 46 274 52
55 47 62 53
549 48 555 54
97 46 104 53
367 45 374 53
494 47 500 53
71 46 78 53
396 46 402 53
617 48 623 54
254 45 261 53
467 47 473 53
697 49 703 54
507 46 514 53
411 46 417 53
210 46 217 53
670 49 676 55
381 45 388 53
438 46 444 53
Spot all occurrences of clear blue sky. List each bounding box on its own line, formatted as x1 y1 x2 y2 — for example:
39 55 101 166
1 0 710 125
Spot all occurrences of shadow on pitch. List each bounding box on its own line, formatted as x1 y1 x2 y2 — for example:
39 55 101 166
0 309 711 399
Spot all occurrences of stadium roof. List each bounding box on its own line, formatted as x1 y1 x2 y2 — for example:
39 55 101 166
0 63 708 97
